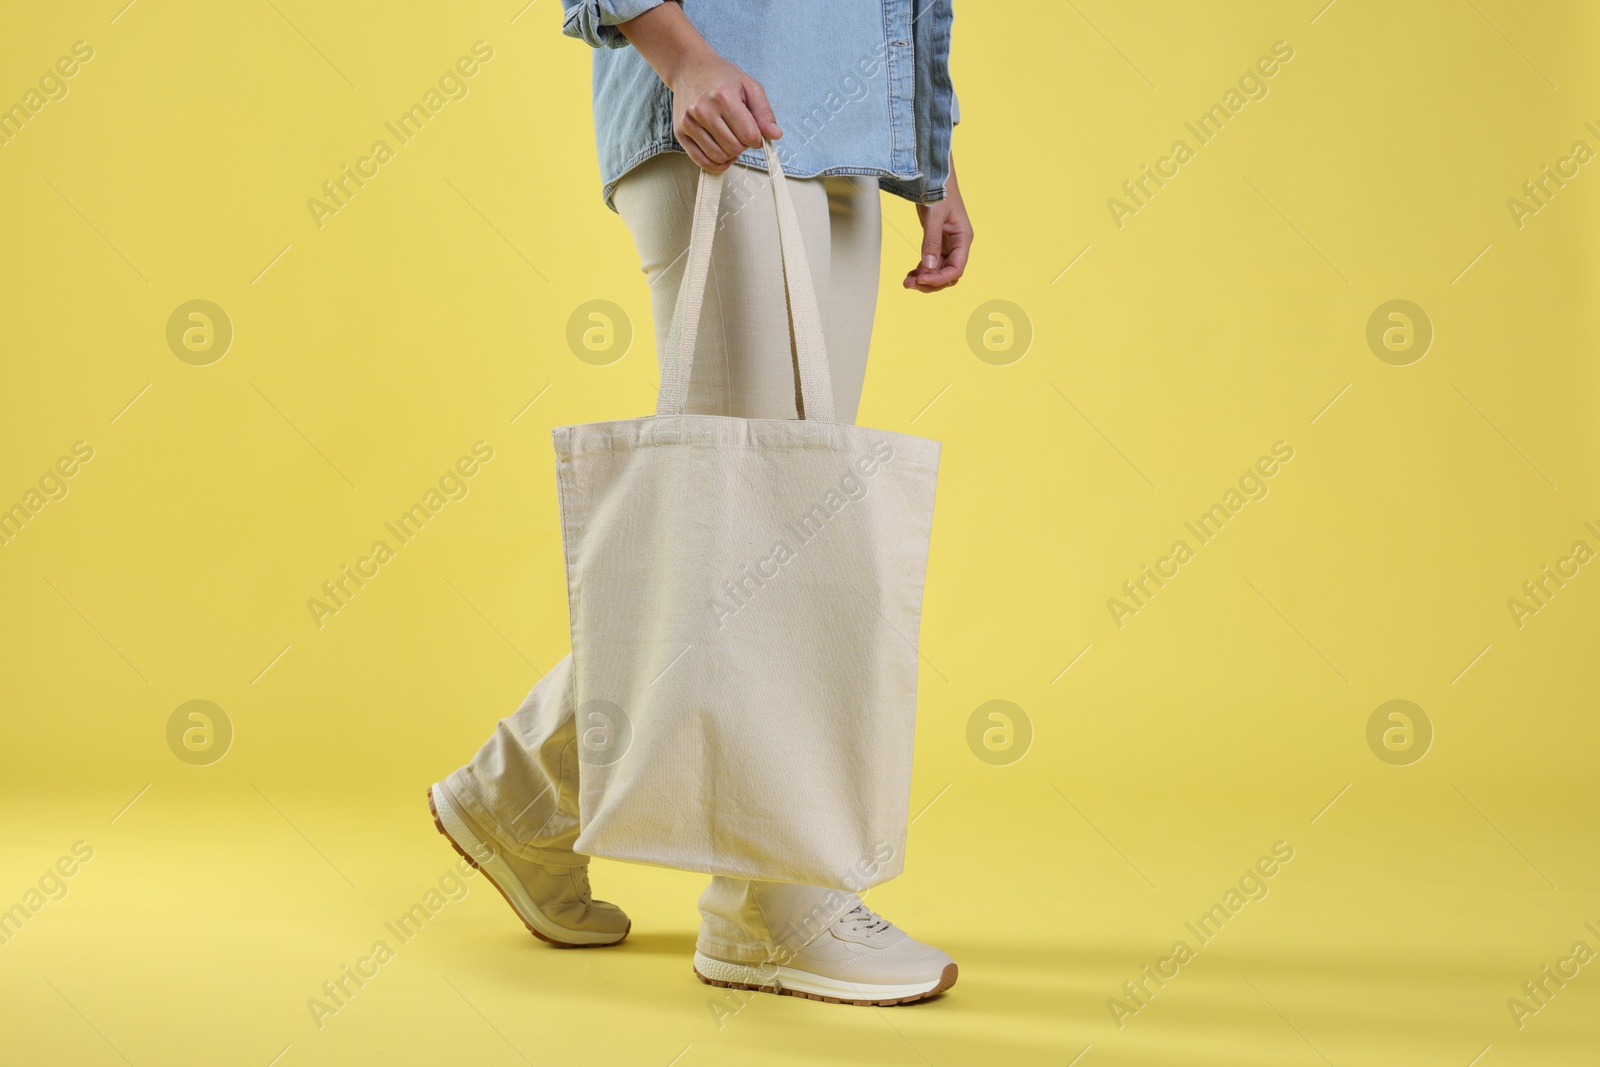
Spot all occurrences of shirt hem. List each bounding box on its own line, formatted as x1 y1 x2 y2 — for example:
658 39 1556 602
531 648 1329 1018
602 143 929 212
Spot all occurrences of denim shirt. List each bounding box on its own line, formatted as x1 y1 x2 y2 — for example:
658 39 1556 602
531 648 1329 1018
561 0 957 211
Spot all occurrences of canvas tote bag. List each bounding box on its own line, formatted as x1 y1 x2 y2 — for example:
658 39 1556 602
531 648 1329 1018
554 141 940 891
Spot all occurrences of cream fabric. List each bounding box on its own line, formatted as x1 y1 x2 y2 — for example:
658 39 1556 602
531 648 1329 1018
556 141 939 889
446 147 903 960
617 150 879 423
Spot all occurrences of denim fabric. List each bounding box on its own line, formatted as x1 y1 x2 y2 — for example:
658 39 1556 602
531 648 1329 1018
560 0 957 210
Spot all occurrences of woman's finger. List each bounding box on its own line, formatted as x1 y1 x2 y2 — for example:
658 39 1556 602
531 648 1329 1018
685 100 738 160
916 204 949 275
904 258 962 290
699 109 750 162
678 130 713 170
679 107 722 158
743 78 783 140
720 93 765 149
902 216 972 291
680 119 732 172
943 225 972 277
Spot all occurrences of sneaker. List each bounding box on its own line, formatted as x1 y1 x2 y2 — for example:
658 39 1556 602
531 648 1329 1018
693 903 956 1005
427 782 630 948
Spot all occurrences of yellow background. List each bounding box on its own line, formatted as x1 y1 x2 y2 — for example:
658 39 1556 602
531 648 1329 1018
2 1 1597 1064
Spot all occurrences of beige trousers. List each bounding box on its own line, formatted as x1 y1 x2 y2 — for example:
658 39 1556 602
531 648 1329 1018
446 151 883 962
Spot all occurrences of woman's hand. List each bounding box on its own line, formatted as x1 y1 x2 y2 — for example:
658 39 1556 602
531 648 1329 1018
904 157 972 292
669 51 782 171
618 3 781 172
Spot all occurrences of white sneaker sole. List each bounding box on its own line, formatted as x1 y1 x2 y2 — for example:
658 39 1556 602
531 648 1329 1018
693 950 957 1006
427 783 628 948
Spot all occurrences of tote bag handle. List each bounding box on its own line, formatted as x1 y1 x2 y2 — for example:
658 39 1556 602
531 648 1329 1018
655 140 837 423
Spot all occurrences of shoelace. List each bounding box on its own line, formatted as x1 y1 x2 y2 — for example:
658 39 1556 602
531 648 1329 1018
564 864 595 903
837 904 893 936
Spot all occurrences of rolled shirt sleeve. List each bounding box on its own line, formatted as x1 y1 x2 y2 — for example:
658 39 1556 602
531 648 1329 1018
561 0 666 49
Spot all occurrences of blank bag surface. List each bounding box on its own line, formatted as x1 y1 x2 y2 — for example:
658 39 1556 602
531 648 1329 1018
554 142 940 890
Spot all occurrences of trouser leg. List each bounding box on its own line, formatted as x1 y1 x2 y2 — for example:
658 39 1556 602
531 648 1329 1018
612 151 880 422
696 880 864 965
818 172 882 425
443 655 584 867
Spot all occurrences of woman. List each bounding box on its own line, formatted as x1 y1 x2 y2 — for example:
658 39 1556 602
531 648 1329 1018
428 0 972 1005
